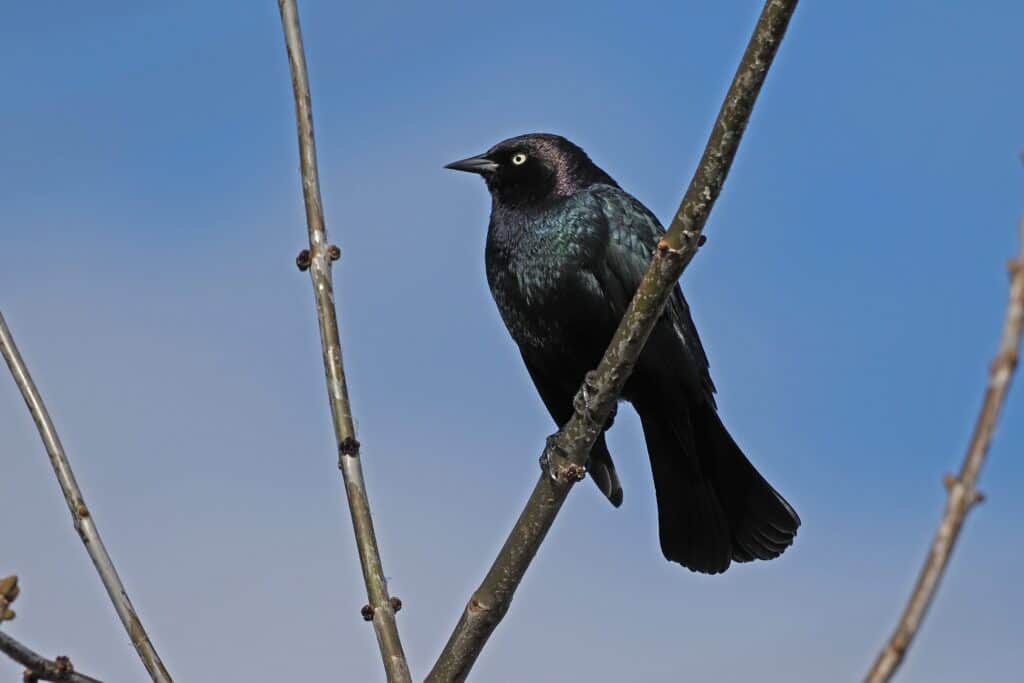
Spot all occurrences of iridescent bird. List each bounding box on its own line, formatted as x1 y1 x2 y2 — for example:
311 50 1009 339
447 133 799 573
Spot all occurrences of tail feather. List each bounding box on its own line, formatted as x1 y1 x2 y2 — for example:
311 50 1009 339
589 434 623 507
696 400 800 566
637 399 800 574
638 407 733 573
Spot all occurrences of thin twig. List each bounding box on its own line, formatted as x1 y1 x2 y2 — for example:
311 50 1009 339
0 631 104 683
0 313 171 683
426 2 800 680
864 218 1024 683
0 576 104 683
275 2 411 681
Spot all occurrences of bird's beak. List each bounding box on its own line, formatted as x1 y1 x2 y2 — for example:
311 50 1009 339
444 154 499 175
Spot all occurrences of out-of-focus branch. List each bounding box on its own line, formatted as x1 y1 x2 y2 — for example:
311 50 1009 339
0 314 171 683
426 2 799 681
275 2 411 681
0 632 104 683
0 576 104 683
864 218 1024 683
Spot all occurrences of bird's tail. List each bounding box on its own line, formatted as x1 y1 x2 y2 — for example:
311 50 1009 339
589 434 623 507
636 399 800 574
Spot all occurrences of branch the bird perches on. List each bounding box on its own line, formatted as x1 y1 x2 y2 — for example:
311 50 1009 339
427 1 800 680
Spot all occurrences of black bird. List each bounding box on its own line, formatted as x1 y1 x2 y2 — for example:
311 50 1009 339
446 133 799 574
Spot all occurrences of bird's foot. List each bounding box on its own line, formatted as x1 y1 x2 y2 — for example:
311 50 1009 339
573 370 605 426
540 435 586 485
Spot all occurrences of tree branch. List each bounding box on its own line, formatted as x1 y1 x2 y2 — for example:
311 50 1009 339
0 576 104 683
0 314 171 683
0 632 104 683
426 2 800 680
863 217 1024 683
275 2 411 681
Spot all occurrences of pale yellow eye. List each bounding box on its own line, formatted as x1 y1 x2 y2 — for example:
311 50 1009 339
511 152 527 166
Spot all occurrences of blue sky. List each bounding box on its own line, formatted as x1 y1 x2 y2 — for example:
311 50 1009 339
1 2 1022 681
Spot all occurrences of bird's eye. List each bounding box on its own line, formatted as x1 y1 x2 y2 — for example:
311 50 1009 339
511 152 527 166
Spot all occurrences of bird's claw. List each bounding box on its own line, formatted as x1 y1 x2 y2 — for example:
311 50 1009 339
541 435 586 484
573 370 603 425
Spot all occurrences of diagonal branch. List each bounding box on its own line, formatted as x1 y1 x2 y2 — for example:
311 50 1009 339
275 2 411 681
426 2 800 680
0 631 104 683
0 577 104 683
863 217 1024 683
0 314 171 683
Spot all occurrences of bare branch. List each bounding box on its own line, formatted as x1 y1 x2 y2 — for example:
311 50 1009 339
0 314 171 683
864 218 1024 683
0 632 104 683
426 2 800 680
275 2 411 681
0 576 104 683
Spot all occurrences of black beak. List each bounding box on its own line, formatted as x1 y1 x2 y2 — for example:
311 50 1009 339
444 154 499 175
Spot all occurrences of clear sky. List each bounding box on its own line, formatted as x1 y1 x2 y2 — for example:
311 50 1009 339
2 2 1022 681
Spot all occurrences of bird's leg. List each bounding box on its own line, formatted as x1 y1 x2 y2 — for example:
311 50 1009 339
573 370 606 426
571 371 619 474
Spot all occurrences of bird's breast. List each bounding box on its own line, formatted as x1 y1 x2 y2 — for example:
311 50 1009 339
483 199 614 352
486 242 611 354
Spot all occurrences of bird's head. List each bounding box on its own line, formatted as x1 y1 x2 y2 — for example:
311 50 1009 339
445 133 617 207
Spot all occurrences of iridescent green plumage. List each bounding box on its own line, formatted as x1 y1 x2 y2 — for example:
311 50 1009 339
448 133 799 573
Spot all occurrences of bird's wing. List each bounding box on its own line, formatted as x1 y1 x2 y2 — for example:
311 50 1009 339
586 184 716 403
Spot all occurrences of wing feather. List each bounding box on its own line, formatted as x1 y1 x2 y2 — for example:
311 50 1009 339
586 184 716 403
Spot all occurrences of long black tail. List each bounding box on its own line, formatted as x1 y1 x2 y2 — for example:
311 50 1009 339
636 399 800 574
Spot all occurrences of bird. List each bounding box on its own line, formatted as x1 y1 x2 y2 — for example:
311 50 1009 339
445 133 799 574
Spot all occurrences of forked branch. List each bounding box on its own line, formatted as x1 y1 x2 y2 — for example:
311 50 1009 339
0 632 104 683
0 314 171 683
426 1 800 680
863 217 1024 683
275 1 411 681
0 576 104 683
